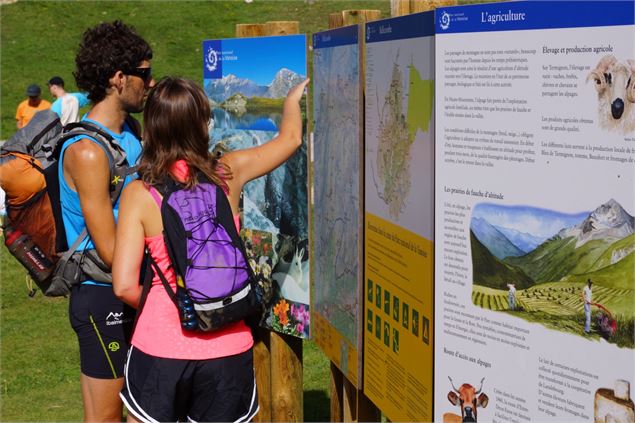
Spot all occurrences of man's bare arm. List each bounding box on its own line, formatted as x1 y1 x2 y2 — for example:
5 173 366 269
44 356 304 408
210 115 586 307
64 139 116 267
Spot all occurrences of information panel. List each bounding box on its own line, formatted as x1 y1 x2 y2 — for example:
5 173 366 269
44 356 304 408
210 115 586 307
312 25 363 387
202 35 310 338
364 12 435 421
434 2 635 422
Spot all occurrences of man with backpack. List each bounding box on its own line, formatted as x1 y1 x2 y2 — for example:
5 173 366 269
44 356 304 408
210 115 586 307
60 21 154 422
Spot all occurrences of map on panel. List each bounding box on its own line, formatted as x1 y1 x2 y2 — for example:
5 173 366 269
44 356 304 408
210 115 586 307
366 39 435 239
313 37 361 346
375 54 433 219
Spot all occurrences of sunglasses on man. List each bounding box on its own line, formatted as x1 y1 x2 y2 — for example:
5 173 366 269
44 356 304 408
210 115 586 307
126 67 152 83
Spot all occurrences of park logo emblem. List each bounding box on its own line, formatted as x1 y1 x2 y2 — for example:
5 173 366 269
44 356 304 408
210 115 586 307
440 11 451 30
203 40 222 79
205 47 218 73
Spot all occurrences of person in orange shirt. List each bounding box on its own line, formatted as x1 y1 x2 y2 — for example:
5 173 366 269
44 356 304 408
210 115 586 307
15 84 51 129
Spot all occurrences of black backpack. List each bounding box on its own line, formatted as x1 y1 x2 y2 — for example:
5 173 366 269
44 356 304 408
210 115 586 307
0 109 137 296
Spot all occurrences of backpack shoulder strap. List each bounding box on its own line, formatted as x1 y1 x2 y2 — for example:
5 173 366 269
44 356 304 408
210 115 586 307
147 252 178 305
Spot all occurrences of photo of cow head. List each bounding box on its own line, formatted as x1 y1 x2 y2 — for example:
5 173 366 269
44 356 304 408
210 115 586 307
443 377 489 423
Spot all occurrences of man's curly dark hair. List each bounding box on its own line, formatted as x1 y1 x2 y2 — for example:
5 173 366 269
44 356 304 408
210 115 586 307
74 21 153 103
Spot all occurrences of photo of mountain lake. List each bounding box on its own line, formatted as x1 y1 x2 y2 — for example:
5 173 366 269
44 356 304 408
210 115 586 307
202 35 310 338
470 200 634 348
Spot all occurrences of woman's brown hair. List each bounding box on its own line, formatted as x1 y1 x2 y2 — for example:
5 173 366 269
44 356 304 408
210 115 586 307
138 76 229 189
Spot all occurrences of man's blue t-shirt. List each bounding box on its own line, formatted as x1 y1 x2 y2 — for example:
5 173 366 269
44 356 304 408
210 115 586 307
58 117 141 286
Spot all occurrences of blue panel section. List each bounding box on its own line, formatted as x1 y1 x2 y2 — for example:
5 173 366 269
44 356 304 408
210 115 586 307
366 11 435 43
204 35 307 85
436 1 634 34
202 40 223 79
313 25 358 49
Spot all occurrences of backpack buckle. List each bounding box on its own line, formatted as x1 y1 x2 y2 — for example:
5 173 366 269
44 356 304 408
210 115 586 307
222 297 233 306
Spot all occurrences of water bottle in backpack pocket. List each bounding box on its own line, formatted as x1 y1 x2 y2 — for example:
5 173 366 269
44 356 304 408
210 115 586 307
175 278 198 331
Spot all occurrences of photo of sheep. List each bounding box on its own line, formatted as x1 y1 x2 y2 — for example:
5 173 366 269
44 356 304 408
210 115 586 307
470 200 634 348
588 55 635 134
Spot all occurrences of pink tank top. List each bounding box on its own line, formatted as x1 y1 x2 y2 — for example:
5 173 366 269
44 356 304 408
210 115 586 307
131 161 253 360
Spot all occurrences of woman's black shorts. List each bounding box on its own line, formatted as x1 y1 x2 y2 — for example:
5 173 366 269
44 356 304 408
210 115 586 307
120 346 259 422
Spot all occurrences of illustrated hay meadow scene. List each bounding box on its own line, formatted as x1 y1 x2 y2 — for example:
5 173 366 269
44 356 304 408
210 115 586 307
470 200 635 348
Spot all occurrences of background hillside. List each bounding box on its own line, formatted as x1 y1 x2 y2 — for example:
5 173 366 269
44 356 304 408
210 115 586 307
470 231 533 289
505 235 611 283
0 0 392 139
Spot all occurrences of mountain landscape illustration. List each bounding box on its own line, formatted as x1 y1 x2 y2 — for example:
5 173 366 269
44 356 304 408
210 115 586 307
205 68 305 102
471 200 633 347
557 198 635 248
471 217 525 259
472 199 634 289
493 225 545 253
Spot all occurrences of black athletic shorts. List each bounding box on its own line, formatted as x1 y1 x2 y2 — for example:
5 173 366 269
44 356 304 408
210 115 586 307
120 346 259 423
69 283 134 379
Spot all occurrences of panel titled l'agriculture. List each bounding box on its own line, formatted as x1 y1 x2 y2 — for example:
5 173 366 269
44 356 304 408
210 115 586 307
312 24 363 387
434 2 635 422
203 35 310 338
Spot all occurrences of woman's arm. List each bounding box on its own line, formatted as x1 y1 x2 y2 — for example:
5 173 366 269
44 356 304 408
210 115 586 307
222 79 310 208
112 181 147 308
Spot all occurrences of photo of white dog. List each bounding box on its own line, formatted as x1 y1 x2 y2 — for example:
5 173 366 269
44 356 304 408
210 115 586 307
587 55 635 134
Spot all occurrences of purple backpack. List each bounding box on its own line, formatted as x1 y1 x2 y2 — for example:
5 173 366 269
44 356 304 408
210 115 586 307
146 174 269 332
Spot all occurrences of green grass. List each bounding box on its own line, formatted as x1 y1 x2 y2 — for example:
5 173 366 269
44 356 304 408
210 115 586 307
1 246 83 421
1 243 332 421
505 235 611 283
247 96 286 112
1 0 392 139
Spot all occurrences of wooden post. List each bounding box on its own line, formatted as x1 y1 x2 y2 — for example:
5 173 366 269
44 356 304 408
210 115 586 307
265 20 300 35
410 0 432 13
343 378 356 422
235 18 271 423
252 329 272 422
329 12 345 29
357 392 381 423
341 9 382 26
234 19 303 423
330 364 344 422
271 333 303 422
262 20 304 422
391 0 410 17
235 23 266 38
330 364 380 422
411 0 457 13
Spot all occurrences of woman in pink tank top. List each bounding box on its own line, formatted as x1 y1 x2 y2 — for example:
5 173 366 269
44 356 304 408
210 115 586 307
111 76 308 423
